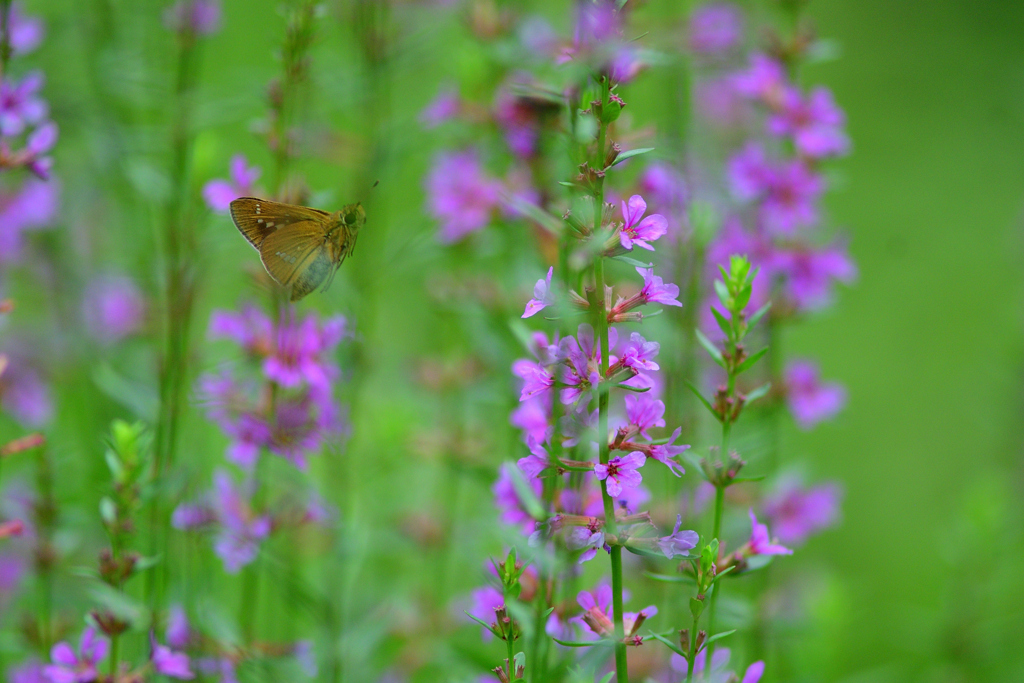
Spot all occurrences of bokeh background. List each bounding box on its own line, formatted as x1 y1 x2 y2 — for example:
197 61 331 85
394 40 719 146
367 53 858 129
2 0 1023 681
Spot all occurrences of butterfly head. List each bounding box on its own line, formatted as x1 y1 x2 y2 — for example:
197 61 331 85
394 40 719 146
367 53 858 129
339 203 366 235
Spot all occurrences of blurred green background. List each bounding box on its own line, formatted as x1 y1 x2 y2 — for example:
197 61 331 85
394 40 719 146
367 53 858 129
5 0 1024 681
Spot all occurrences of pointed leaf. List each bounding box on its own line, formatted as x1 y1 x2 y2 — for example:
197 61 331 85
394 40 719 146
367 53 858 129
711 307 732 340
735 347 768 375
644 572 695 584
694 330 724 367
748 302 771 329
463 611 498 635
552 636 607 648
612 254 654 268
650 631 688 657
505 463 547 520
685 381 719 421
714 280 731 309
607 146 654 169
744 382 771 403
701 629 737 649
599 673 616 683
617 383 651 393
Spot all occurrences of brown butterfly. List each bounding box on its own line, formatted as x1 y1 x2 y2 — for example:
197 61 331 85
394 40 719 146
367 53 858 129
229 197 366 301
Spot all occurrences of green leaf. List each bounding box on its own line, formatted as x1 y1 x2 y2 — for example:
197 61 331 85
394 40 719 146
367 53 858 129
694 330 724 367
89 583 147 627
463 611 497 634
552 636 608 648
712 566 737 582
514 652 526 669
607 147 654 168
689 597 705 619
617 383 651 393
612 254 654 269
748 302 771 329
559 181 579 188
92 364 158 421
735 347 768 374
99 497 117 526
744 382 772 403
730 475 767 483
684 381 718 421
714 280 731 309
711 307 732 340
504 193 563 236
598 673 616 683
701 629 737 649
643 572 695 584
505 463 547 520
650 631 687 657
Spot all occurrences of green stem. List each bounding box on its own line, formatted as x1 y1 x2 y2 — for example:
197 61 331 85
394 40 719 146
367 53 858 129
610 546 628 682
108 634 119 678
685 610 700 683
505 627 516 680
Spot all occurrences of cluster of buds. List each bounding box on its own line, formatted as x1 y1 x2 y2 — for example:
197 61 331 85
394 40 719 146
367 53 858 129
699 447 746 488
492 653 526 683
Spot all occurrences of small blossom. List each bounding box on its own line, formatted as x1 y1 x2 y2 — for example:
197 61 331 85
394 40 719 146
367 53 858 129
208 306 273 357
0 178 59 264
747 509 792 556
593 452 645 497
293 641 317 678
0 356 52 428
514 359 554 402
623 394 666 439
81 274 146 344
9 659 47 683
565 520 605 564
517 439 552 479
656 514 699 558
510 395 552 445
8 3 44 55
729 145 824 235
688 3 743 57
493 464 542 534
152 635 194 679
263 312 346 390
196 657 237 683
635 267 682 307
203 155 260 212
468 586 505 641
166 606 192 650
619 195 668 251
768 87 849 159
522 267 555 318
743 661 766 683
773 242 857 313
211 472 271 573
419 88 460 128
763 477 842 546
44 628 108 683
619 332 660 373
784 360 847 429
647 427 690 476
164 0 222 35
732 53 788 105
0 71 47 136
426 150 503 243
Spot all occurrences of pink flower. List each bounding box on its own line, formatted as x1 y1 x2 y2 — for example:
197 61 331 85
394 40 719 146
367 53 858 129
647 427 690 476
688 3 743 57
81 274 146 344
763 476 842 545
768 87 849 159
635 267 682 307
747 509 792 556
203 155 261 212
624 394 666 440
427 150 503 243
594 452 645 497
785 360 847 429
152 635 194 679
522 267 555 318
44 628 108 683
619 195 667 251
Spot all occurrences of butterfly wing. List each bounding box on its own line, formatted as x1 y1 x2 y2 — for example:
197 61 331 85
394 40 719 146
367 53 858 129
258 221 332 301
229 197 332 250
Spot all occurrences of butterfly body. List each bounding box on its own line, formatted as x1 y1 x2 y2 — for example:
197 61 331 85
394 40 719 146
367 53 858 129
229 197 365 301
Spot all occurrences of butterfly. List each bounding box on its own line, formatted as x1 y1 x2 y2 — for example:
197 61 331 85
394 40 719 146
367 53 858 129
229 197 365 301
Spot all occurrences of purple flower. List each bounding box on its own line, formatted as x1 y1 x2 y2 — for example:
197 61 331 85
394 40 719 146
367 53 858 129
0 71 47 136
8 3 44 56
763 477 842 545
619 195 667 251
0 177 59 264
419 88 460 128
494 81 540 158
688 3 743 57
522 266 555 318
656 515 699 558
211 471 271 573
647 427 690 476
208 306 273 357
152 635 194 679
44 628 108 683
624 394 666 439
559 403 597 447
773 242 857 312
493 463 542 534
166 605 192 649
196 658 237 683
594 453 645 497
732 53 788 105
517 439 552 479
164 0 222 35
785 360 847 429
468 586 505 640
747 509 792 556
293 641 317 677
513 359 554 402
695 77 748 129
426 150 503 243
81 274 146 344
743 661 766 683
729 145 824 235
768 87 849 159
638 163 688 236
263 312 346 390
670 645 732 678
171 502 216 530
558 324 616 405
635 267 682 307
9 659 47 683
0 357 52 428
619 332 660 373
202 155 260 212
510 394 552 445
566 520 605 564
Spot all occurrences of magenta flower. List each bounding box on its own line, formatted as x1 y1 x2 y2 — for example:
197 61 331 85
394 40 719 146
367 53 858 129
152 635 194 679
635 267 682 307
729 145 824 234
656 515 699 558
742 661 766 683
688 2 743 57
9 659 47 683
211 471 272 573
510 394 552 445
619 195 667 251
163 0 222 35
8 3 43 56
419 88 460 128
263 312 346 389
560 472 650 518
0 71 47 136
785 360 847 429
695 77 748 129
81 274 146 344
517 439 552 479
513 359 554 402
208 305 273 357
647 427 690 476
0 177 59 264
522 266 555 318
763 477 842 545
44 628 108 683
202 155 260 212
747 509 792 556
773 242 857 312
732 53 788 105
559 403 597 448
624 394 666 439
166 605 192 650
493 463 542 534
768 86 849 159
494 82 540 158
468 586 505 641
594 452 645 497
426 150 503 243
619 332 660 373
558 324 616 405
566 520 605 564
0 356 51 428
196 657 237 683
